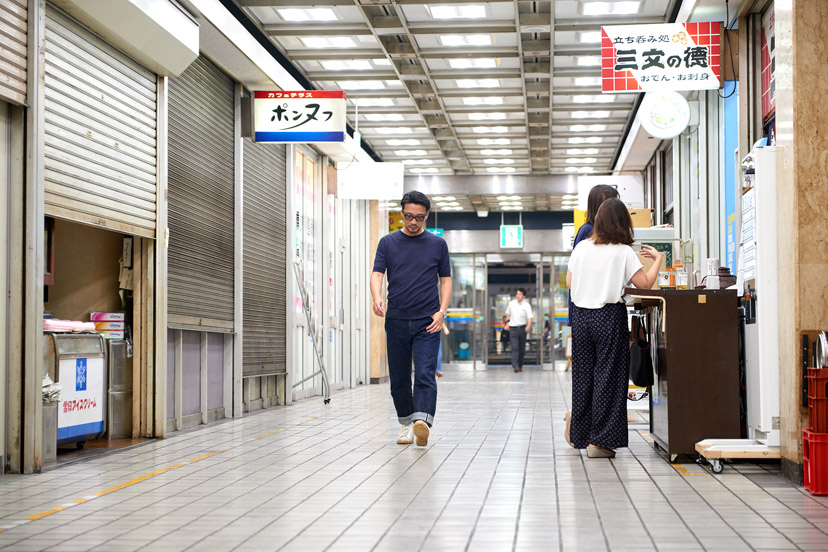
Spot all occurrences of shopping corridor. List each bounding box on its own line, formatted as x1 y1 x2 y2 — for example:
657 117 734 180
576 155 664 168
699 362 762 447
0 369 825 552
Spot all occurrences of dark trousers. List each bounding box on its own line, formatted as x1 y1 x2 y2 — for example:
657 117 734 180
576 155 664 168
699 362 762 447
385 317 439 427
570 304 630 449
509 325 527 368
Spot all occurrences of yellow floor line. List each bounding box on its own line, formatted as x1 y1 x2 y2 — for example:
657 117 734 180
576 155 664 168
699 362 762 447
4 411 334 531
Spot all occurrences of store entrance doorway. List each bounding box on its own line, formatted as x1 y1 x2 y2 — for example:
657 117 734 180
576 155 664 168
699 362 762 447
442 253 570 371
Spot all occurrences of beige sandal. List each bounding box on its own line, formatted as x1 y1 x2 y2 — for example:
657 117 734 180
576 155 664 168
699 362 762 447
564 411 574 448
587 445 616 458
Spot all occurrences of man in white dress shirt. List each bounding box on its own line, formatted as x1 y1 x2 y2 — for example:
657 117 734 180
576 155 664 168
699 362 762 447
504 288 533 372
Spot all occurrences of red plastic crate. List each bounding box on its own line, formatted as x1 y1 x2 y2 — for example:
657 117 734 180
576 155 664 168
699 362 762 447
803 429 828 495
807 368 828 432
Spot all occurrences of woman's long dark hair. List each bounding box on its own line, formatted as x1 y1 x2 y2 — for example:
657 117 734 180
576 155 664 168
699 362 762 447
585 185 620 225
592 198 634 246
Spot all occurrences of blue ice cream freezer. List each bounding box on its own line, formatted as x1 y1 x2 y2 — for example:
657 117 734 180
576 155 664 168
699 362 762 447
44 332 106 447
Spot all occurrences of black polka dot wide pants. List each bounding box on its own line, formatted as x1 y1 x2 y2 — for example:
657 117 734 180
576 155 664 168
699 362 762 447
570 303 629 449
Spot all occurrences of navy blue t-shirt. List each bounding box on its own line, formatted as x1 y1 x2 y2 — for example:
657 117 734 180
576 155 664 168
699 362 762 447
372 230 451 320
568 222 594 322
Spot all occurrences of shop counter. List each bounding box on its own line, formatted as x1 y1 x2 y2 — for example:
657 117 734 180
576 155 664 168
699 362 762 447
625 288 741 457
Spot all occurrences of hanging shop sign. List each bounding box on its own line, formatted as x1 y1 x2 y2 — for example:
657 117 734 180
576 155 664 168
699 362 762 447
500 225 523 249
254 90 346 142
601 22 721 93
761 7 775 122
639 91 691 139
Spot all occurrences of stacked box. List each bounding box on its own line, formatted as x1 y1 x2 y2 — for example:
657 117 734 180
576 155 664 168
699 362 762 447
90 313 126 339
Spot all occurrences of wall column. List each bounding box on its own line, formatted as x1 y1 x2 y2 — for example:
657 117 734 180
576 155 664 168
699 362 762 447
368 200 388 384
775 0 828 482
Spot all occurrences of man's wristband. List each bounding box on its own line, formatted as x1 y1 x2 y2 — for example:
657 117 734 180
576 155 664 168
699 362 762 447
439 310 447 317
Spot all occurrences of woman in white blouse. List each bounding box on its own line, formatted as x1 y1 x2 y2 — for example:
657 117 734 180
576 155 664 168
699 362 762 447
565 198 662 458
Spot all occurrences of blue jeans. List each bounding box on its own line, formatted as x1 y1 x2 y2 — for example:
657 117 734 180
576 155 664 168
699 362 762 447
385 317 439 427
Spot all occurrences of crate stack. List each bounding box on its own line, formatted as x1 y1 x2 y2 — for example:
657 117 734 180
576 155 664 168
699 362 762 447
804 367 828 495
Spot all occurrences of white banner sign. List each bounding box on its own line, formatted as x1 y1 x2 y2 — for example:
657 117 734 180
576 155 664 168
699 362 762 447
57 357 105 442
601 22 722 93
254 90 346 143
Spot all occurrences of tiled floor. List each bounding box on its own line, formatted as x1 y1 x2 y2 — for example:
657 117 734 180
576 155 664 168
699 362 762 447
0 367 827 551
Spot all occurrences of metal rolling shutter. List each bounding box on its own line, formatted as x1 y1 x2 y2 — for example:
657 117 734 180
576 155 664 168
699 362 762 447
0 0 26 105
43 7 157 237
167 56 235 325
242 137 287 376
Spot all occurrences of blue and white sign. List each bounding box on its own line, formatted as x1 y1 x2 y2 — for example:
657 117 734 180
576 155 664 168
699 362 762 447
254 90 347 143
58 356 105 444
75 358 87 391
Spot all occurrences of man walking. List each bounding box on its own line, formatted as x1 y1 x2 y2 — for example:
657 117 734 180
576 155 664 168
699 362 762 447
504 288 533 372
371 191 452 446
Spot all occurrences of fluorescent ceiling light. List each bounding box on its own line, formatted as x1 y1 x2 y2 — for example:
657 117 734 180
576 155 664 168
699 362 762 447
364 113 405 121
484 158 514 164
464 97 503 106
355 98 395 107
386 80 404 87
562 194 578 200
566 158 598 164
380 127 414 135
570 124 607 132
442 206 464 211
567 148 600 155
573 95 614 104
338 80 385 90
449 58 498 69
487 167 516 174
320 60 372 71
574 77 602 86
411 167 439 174
277 8 337 21
576 56 601 66
372 58 392 66
394 149 428 156
579 31 602 43
387 139 420 146
479 138 511 145
497 195 521 201
569 136 602 144
433 196 456 201
427 5 487 19
403 159 434 166
457 79 500 88
301 36 356 49
582 1 641 16
501 204 523 209
481 149 512 156
468 112 507 120
473 126 508 134
437 201 460 207
572 111 611 119
440 34 492 47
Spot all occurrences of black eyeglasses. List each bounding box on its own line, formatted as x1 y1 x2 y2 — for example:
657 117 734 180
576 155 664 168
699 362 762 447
402 213 426 222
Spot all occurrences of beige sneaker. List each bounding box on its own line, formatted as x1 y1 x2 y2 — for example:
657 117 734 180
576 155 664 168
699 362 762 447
413 421 430 446
396 424 413 444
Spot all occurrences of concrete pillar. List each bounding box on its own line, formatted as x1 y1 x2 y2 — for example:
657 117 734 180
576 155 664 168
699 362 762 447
368 200 389 384
774 0 828 482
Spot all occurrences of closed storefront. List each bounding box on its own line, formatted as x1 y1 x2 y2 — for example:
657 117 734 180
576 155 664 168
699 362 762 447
166 55 236 430
242 133 287 410
0 0 27 106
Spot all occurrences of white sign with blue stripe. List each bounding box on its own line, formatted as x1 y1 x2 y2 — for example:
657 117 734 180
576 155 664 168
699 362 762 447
254 90 347 143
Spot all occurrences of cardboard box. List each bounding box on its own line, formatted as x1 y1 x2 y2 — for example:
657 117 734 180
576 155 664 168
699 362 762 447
636 250 668 290
94 321 125 331
90 312 125 322
628 208 653 228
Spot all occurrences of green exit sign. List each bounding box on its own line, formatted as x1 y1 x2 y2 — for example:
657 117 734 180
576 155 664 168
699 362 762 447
500 225 523 249
427 228 444 237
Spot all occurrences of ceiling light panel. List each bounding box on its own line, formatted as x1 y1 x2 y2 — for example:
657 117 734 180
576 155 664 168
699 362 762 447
448 58 498 69
579 31 602 43
440 34 492 47
455 79 501 89
463 97 504 106
472 126 509 134
483 158 515 164
571 111 611 119
570 124 608 132
426 5 487 19
575 56 602 67
277 8 337 21
567 148 600 155
566 158 598 164
320 60 372 71
411 168 439 174
572 95 614 104
581 1 642 16
337 80 385 90
487 167 516 174
466 112 508 121
402 159 434 166
480 149 512 156
394 150 428 156
352 98 396 107
569 137 604 144
478 138 511 146
300 36 356 49
573 77 603 87
372 58 392 66
386 139 421 146
363 114 405 122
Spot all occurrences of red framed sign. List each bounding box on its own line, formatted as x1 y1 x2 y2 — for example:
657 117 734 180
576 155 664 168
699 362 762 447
601 22 722 93
254 90 347 143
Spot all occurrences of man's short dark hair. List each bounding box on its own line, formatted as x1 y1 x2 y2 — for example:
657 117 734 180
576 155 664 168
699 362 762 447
401 191 431 212
516 288 526 295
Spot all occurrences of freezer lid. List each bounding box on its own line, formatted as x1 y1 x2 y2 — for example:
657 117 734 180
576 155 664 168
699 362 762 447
53 333 105 357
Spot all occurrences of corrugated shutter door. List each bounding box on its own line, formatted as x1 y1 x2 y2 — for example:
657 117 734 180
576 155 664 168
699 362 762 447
243 138 287 376
43 7 157 237
0 0 26 105
167 56 235 325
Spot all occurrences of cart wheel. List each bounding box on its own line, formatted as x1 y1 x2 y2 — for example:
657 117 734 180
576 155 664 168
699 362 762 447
696 456 708 466
324 398 331 405
711 460 723 474
76 441 85 450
